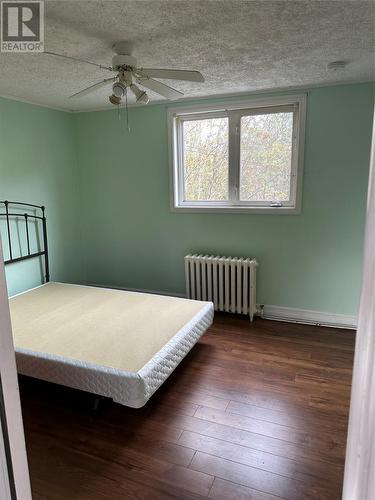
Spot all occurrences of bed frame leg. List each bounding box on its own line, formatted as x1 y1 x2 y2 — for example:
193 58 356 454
91 396 105 412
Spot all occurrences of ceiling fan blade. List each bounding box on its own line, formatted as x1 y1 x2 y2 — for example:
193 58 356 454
69 77 116 99
138 68 204 82
137 78 183 100
44 51 113 72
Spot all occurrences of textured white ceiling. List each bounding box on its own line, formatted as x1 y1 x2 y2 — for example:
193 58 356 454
0 0 374 111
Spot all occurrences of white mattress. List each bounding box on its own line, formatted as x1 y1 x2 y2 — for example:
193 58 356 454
10 283 214 408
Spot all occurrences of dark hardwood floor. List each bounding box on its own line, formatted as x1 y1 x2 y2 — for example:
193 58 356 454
19 313 355 500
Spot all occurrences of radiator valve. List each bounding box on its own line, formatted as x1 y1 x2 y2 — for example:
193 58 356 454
257 304 265 318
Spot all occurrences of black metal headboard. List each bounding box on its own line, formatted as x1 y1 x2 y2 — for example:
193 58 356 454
0 200 50 282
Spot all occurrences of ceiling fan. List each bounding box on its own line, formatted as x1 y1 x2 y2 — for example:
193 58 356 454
45 41 204 106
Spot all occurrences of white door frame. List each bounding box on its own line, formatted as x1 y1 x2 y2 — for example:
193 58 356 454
0 407 13 500
0 239 32 500
343 107 375 500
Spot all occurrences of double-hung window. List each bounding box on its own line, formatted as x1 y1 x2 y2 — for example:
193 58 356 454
169 95 306 213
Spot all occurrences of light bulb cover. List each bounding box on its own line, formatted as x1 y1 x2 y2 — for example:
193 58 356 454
112 81 127 98
130 84 149 104
137 91 149 104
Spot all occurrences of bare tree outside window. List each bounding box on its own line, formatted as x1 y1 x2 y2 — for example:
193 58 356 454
240 112 293 202
183 118 229 201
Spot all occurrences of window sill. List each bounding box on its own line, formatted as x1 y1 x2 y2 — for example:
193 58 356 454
171 204 301 215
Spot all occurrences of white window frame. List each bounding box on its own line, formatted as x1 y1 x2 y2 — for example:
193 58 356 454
168 94 306 214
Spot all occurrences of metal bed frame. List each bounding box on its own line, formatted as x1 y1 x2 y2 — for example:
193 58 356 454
0 201 105 411
0 200 49 283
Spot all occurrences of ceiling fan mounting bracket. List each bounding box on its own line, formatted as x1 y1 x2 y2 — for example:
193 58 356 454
112 54 137 71
112 41 133 55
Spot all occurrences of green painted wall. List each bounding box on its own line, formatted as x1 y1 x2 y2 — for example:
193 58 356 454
0 98 82 296
75 83 374 316
1 84 373 314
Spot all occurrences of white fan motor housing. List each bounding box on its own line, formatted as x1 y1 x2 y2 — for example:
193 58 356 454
112 54 137 70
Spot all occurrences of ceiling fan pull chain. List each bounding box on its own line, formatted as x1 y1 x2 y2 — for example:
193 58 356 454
125 87 130 132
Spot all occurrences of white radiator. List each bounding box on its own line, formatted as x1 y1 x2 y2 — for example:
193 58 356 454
184 254 258 321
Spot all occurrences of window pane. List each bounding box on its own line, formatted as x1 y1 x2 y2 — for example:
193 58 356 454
183 117 229 201
240 112 294 202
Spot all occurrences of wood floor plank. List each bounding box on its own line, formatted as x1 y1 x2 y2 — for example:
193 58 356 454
160 389 230 411
29 445 207 500
170 380 350 420
178 430 343 485
226 400 348 432
151 409 345 466
194 405 327 445
28 432 213 497
178 362 352 405
209 478 285 500
190 452 339 500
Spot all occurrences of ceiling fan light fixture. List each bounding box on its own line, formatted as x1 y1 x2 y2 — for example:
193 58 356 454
130 83 149 104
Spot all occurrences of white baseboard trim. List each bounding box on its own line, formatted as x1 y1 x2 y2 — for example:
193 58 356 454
87 282 357 330
260 304 357 330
